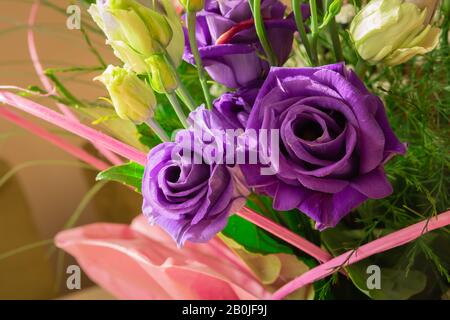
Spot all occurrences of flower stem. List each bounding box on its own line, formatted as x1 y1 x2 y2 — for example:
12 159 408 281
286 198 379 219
327 0 344 63
292 0 316 66
175 82 197 112
355 58 367 79
162 48 197 112
250 0 278 66
309 0 320 64
187 11 213 109
145 117 170 142
166 92 188 128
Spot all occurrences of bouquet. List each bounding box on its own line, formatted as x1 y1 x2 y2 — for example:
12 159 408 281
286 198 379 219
0 0 449 300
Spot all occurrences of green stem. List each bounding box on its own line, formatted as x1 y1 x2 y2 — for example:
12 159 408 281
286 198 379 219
162 48 197 112
0 239 53 261
327 0 344 63
45 71 85 108
355 59 367 79
251 0 278 66
309 0 320 64
176 83 197 112
166 92 188 128
80 27 107 68
145 118 170 142
187 11 213 109
442 19 449 80
63 181 108 230
292 0 316 66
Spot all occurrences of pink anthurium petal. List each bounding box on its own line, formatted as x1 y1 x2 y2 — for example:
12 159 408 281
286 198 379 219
55 216 270 300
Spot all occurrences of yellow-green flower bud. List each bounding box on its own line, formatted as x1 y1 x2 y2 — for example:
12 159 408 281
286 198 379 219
110 0 172 49
95 65 156 124
110 7 160 56
350 0 441 66
179 0 205 12
88 0 184 73
159 0 186 67
146 54 179 94
108 40 148 74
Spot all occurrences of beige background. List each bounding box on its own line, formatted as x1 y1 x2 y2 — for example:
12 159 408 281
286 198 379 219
0 0 140 298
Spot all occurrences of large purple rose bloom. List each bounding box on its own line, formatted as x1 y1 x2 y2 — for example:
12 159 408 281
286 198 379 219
142 110 248 245
242 63 406 230
183 0 301 88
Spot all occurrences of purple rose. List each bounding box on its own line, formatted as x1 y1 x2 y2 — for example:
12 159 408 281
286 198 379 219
242 63 406 230
183 0 303 88
213 86 259 129
142 111 249 245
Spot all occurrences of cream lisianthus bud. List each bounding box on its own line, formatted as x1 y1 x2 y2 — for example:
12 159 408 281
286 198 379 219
158 0 186 67
405 0 439 24
95 65 156 124
146 54 179 93
88 0 184 73
110 0 173 49
350 0 441 66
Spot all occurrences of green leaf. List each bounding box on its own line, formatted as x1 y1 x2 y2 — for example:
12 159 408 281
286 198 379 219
222 215 294 255
136 123 165 148
222 195 322 264
96 162 144 192
321 225 428 300
346 263 427 300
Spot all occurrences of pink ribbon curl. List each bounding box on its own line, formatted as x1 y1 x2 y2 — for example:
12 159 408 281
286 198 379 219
27 0 122 165
272 210 450 299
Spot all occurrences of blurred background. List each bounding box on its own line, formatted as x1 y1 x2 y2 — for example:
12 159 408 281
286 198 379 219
0 0 142 299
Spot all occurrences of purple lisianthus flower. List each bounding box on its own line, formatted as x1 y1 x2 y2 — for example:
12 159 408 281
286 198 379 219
183 0 305 88
142 109 249 245
213 86 259 129
242 63 406 230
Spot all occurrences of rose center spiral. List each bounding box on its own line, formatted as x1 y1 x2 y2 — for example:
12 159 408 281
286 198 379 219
293 120 323 141
166 166 181 183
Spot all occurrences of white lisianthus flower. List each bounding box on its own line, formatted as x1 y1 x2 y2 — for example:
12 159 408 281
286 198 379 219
88 0 184 73
350 0 441 66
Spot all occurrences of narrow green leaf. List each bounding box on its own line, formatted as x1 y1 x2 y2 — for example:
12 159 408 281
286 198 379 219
96 162 144 192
